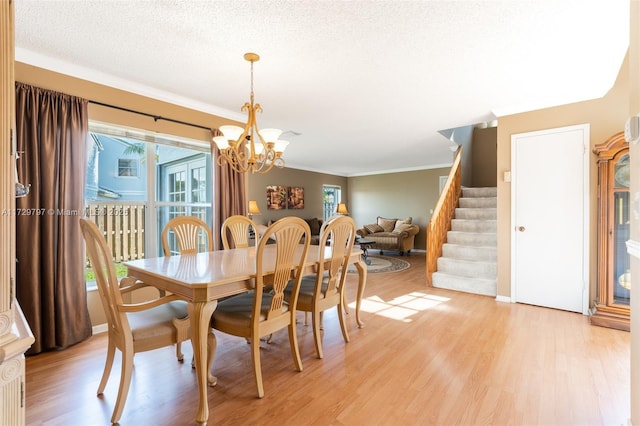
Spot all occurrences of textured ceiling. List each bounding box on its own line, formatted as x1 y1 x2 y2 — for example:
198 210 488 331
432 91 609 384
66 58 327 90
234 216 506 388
14 1 629 176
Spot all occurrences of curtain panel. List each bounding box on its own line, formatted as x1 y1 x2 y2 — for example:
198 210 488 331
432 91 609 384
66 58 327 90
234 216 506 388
15 82 92 354
211 129 246 250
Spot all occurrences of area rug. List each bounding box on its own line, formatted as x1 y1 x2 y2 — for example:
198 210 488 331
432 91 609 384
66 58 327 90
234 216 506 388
348 255 411 274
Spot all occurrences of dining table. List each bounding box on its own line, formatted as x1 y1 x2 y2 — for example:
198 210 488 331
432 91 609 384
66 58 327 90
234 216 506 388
124 244 367 424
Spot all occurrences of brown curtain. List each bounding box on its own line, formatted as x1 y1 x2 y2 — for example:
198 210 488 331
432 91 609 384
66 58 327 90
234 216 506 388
15 82 92 354
211 129 246 250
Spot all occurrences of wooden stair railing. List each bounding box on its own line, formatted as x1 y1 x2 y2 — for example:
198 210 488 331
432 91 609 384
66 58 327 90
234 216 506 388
426 146 462 285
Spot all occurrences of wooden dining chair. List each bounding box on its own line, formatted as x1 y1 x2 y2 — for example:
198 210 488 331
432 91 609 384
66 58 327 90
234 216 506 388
221 215 259 249
161 215 213 256
284 215 356 359
221 215 262 344
79 219 192 424
161 215 213 361
207 216 311 398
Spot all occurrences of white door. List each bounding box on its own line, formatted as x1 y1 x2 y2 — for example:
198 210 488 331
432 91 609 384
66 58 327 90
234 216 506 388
511 124 589 313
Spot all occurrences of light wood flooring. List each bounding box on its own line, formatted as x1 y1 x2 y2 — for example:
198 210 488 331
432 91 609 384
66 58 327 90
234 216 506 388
25 254 630 426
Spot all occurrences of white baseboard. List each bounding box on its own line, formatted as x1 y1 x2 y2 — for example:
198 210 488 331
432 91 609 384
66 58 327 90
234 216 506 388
92 323 108 335
495 295 512 303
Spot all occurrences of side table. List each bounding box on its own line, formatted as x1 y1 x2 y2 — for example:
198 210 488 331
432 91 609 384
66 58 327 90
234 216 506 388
356 238 375 265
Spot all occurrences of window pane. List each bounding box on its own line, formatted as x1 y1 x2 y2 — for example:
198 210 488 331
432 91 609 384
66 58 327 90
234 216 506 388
191 165 207 203
118 158 138 176
85 126 213 280
85 133 149 282
322 185 341 221
157 148 212 256
168 170 187 202
87 134 147 202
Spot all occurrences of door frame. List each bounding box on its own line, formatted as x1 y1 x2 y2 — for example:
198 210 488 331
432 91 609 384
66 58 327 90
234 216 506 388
509 123 590 314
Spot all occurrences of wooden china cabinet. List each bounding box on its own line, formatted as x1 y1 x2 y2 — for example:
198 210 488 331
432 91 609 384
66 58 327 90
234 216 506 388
591 131 630 331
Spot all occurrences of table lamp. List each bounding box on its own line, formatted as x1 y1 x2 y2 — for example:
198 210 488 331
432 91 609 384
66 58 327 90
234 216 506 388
248 200 261 238
336 203 349 215
248 200 261 218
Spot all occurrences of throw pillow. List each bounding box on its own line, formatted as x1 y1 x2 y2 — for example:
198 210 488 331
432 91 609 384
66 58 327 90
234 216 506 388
393 223 414 234
377 217 397 233
364 223 384 234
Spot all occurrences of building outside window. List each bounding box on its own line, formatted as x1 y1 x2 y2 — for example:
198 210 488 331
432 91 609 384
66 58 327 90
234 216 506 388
84 124 213 281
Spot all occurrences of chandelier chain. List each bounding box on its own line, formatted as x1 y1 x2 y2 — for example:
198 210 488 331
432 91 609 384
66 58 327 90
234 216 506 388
249 57 254 107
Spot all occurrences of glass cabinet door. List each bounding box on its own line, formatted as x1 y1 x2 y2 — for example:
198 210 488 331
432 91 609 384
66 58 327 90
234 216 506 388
611 154 630 307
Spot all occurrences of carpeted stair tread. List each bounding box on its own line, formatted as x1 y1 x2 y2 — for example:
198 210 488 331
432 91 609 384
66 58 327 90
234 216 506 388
433 186 497 297
442 243 496 261
431 272 496 297
437 257 496 279
446 231 496 246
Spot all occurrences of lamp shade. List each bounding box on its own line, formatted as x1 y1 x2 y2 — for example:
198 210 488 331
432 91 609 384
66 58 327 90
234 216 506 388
274 140 289 153
248 200 261 215
219 125 244 142
336 203 349 215
213 136 230 150
258 128 283 143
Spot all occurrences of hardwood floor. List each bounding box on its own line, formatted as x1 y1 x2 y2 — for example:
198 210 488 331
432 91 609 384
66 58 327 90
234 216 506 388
25 254 630 426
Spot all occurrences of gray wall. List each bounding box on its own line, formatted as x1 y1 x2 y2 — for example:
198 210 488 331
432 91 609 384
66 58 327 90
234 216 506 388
471 127 497 187
246 167 450 251
247 167 348 224
348 168 450 251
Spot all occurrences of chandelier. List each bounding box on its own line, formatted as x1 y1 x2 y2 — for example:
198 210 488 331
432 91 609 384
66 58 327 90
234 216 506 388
213 52 288 174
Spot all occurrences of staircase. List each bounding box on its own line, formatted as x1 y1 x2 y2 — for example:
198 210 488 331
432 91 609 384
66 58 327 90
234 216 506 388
432 187 497 296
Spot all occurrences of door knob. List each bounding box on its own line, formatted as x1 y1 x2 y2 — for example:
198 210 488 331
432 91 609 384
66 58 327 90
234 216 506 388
518 226 525 232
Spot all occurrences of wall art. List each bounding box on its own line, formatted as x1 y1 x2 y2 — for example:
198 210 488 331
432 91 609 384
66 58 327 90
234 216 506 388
287 186 304 209
266 185 287 210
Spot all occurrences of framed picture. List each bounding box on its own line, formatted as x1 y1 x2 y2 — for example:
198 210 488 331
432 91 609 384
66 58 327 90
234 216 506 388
288 186 304 209
266 185 287 210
